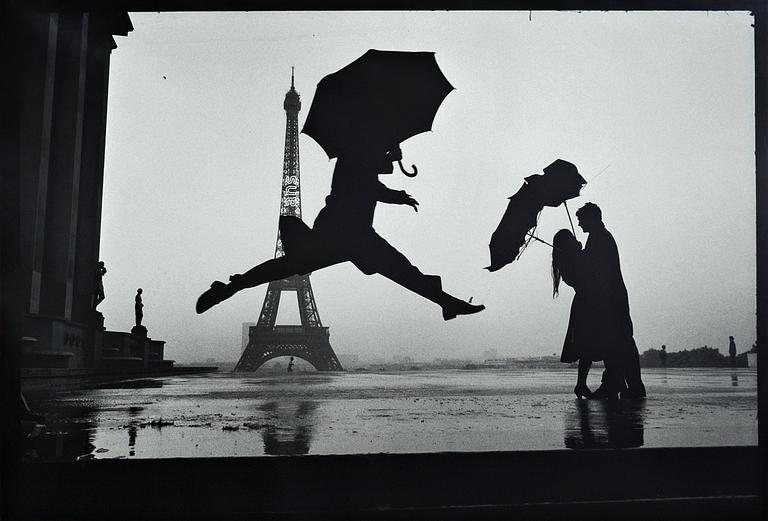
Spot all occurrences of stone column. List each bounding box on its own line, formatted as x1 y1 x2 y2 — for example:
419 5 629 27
73 14 113 325
39 13 89 321
26 13 59 315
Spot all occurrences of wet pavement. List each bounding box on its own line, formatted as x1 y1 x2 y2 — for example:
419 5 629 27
23 368 757 460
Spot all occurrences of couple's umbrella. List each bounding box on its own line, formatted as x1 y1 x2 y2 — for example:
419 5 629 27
486 159 586 272
302 49 454 175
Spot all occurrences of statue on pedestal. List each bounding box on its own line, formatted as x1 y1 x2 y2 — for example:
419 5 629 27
131 288 147 337
135 288 143 326
93 261 106 309
90 261 107 330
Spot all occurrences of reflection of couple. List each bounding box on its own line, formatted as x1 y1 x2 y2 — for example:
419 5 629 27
564 399 646 449
552 203 646 400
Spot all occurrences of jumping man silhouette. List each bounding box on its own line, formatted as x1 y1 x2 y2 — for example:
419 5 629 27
196 144 484 321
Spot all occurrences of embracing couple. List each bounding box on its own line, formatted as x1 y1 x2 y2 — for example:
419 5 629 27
552 203 647 400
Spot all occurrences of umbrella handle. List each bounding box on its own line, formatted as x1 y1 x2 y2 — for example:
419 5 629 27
398 160 418 177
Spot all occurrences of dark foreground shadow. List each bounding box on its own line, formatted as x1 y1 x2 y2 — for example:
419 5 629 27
14 446 761 520
564 399 646 449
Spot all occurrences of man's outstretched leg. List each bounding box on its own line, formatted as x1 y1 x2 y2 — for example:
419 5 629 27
197 257 299 314
197 248 344 313
353 233 485 320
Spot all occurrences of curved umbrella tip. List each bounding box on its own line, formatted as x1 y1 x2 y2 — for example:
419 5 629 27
398 160 418 177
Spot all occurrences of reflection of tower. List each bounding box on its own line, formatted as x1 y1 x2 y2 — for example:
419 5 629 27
260 401 317 455
235 71 342 372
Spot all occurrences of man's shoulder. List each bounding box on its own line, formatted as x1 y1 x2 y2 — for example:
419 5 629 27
585 227 618 253
591 226 616 242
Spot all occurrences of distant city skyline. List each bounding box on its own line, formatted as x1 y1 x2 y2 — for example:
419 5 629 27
191 343 748 366
101 11 755 363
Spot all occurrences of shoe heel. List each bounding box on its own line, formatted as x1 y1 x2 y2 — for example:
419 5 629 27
574 385 592 399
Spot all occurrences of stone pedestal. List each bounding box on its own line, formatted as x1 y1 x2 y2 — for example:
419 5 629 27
131 325 147 338
101 329 171 371
21 314 90 368
90 310 105 330
88 311 104 367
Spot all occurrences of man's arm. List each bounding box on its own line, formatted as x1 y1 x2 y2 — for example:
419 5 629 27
375 181 419 211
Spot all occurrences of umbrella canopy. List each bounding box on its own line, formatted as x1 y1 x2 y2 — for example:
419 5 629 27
302 49 454 159
486 159 586 272
536 159 587 207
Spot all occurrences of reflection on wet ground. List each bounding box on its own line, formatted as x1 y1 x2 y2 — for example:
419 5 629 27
564 399 646 449
127 405 141 457
23 368 757 460
260 401 317 455
96 379 164 390
23 405 98 461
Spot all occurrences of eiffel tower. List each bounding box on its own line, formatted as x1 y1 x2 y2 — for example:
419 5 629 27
235 71 342 372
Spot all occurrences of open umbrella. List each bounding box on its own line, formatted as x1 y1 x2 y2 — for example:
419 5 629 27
302 49 454 176
486 159 586 272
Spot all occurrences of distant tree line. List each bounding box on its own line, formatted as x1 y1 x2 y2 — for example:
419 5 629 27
640 346 751 368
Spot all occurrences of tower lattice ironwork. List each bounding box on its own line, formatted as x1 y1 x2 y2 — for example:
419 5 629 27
235 70 342 372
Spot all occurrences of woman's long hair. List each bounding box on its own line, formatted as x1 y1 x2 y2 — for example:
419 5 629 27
552 229 579 298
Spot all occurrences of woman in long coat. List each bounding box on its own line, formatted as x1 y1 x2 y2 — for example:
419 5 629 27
552 229 603 398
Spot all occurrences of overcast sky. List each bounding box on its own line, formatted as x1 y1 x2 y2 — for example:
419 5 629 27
100 11 755 364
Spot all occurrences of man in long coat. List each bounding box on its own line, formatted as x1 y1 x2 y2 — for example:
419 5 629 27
576 203 646 399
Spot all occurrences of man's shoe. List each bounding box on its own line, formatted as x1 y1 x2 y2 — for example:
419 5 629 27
591 386 619 401
442 299 485 321
620 387 647 400
196 281 236 314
